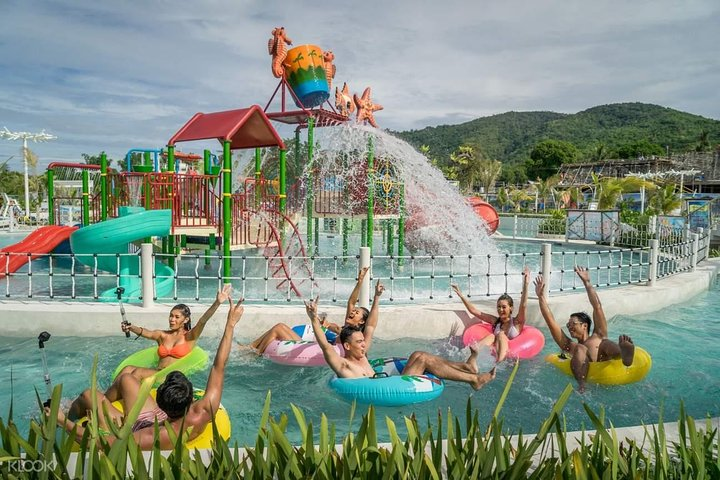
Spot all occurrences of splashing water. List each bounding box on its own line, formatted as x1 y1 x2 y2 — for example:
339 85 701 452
307 124 499 256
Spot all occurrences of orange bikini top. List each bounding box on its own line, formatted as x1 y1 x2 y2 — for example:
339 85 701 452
158 342 193 359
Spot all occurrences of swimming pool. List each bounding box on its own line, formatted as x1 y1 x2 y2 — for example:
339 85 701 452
2 277 719 446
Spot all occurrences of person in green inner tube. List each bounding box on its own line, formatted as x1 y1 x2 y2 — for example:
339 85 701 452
243 267 384 353
117 284 232 381
46 295 245 450
305 295 496 390
534 265 636 393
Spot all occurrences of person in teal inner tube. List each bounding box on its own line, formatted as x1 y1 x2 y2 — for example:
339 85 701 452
244 267 384 353
46 295 245 450
305 295 496 390
117 284 232 381
534 265 636 393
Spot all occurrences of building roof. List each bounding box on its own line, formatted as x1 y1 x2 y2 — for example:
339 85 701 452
168 105 286 150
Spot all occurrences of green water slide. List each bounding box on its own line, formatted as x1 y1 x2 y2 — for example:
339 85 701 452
70 207 174 302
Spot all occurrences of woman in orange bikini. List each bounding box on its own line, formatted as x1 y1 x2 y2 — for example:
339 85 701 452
118 284 232 380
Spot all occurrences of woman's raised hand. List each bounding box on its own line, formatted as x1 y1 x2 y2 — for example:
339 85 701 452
305 295 320 319
374 279 385 297
217 283 233 304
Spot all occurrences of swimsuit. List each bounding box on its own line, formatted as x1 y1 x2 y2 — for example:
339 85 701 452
493 318 520 339
158 342 192 359
131 407 169 432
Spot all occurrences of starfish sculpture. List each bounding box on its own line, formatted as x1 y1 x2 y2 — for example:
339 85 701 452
353 87 383 128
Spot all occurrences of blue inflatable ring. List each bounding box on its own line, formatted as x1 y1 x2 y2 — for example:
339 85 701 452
329 357 445 406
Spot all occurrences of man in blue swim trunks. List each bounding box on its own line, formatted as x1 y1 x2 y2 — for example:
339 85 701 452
306 296 496 390
534 266 635 392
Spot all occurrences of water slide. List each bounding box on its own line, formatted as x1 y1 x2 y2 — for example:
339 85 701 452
0 225 78 277
69 208 174 302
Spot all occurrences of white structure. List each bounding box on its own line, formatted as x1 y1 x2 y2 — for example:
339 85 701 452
0 127 57 217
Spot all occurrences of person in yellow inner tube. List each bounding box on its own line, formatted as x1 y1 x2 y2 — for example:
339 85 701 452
534 266 636 393
46 287 243 450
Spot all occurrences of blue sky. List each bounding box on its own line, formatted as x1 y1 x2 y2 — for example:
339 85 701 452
1 0 718 170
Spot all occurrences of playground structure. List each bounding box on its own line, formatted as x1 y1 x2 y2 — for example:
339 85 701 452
1 27 498 302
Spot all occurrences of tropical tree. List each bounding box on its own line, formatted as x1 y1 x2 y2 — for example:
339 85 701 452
588 143 610 162
616 140 665 159
448 145 483 194
526 139 580 180
507 186 534 212
476 158 502 195
696 130 711 152
496 186 510 213
647 184 683 215
593 175 656 210
531 175 560 212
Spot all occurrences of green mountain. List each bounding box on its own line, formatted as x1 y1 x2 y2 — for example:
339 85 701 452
394 103 720 165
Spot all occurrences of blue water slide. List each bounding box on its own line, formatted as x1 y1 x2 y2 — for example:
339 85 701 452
69 207 174 301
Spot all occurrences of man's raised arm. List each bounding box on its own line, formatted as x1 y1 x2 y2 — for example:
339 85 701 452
575 266 608 337
534 275 572 352
306 297 346 375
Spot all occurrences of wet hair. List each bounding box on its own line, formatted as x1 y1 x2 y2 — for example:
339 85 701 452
497 294 514 308
171 304 192 330
571 312 592 330
156 371 194 419
358 307 370 327
340 325 363 345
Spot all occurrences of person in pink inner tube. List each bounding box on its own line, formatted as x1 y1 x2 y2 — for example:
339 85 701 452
451 266 530 362
242 267 384 353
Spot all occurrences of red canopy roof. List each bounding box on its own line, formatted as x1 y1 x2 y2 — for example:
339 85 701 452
168 105 285 150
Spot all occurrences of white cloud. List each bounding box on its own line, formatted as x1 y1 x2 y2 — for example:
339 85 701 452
0 0 718 167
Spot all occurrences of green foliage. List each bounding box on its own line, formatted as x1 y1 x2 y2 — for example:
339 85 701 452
616 139 666 159
395 102 720 170
2 361 719 478
527 140 580 180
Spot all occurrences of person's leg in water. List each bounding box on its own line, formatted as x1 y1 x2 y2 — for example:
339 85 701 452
495 332 510 363
597 334 635 366
246 323 302 353
569 343 590 393
112 365 160 384
402 350 496 390
68 373 154 425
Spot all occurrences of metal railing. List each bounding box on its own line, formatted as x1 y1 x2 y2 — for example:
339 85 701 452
1 231 709 305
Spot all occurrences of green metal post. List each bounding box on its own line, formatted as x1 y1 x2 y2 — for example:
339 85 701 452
143 151 151 168
81 170 90 226
167 145 176 173
387 220 394 256
47 168 55 225
361 219 367 247
100 153 108 221
366 136 375 251
203 150 211 175
306 117 315 254
254 147 262 208
314 217 319 253
222 140 232 282
342 218 349 260
398 185 405 266
294 129 301 182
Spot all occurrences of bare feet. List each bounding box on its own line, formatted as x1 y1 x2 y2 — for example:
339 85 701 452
236 343 260 356
618 334 635 367
471 367 496 390
465 344 480 374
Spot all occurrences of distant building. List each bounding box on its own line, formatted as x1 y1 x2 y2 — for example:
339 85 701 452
558 151 720 193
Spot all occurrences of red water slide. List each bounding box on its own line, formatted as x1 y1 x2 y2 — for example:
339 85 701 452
0 225 78 277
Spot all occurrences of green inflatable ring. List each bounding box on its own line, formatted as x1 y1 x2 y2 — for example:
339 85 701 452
112 346 209 384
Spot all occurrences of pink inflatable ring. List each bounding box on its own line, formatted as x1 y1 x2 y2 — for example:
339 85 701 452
462 323 545 359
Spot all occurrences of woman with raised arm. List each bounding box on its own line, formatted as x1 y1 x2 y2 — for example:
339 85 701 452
451 266 530 362
247 267 384 353
117 284 232 380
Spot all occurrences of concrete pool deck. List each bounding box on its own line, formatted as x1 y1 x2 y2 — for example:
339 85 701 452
2 258 718 339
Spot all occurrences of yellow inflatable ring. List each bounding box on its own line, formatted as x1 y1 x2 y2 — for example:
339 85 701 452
73 388 231 450
545 347 652 385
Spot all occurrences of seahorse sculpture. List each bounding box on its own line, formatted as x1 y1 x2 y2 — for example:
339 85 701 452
354 87 383 128
267 27 292 78
335 82 355 117
323 50 336 89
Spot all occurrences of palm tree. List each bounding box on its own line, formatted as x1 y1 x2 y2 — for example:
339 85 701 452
696 130 711 152
596 176 656 210
647 184 682 215
476 158 502 195
507 186 534 212
532 175 560 212
448 145 478 194
496 186 510 213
